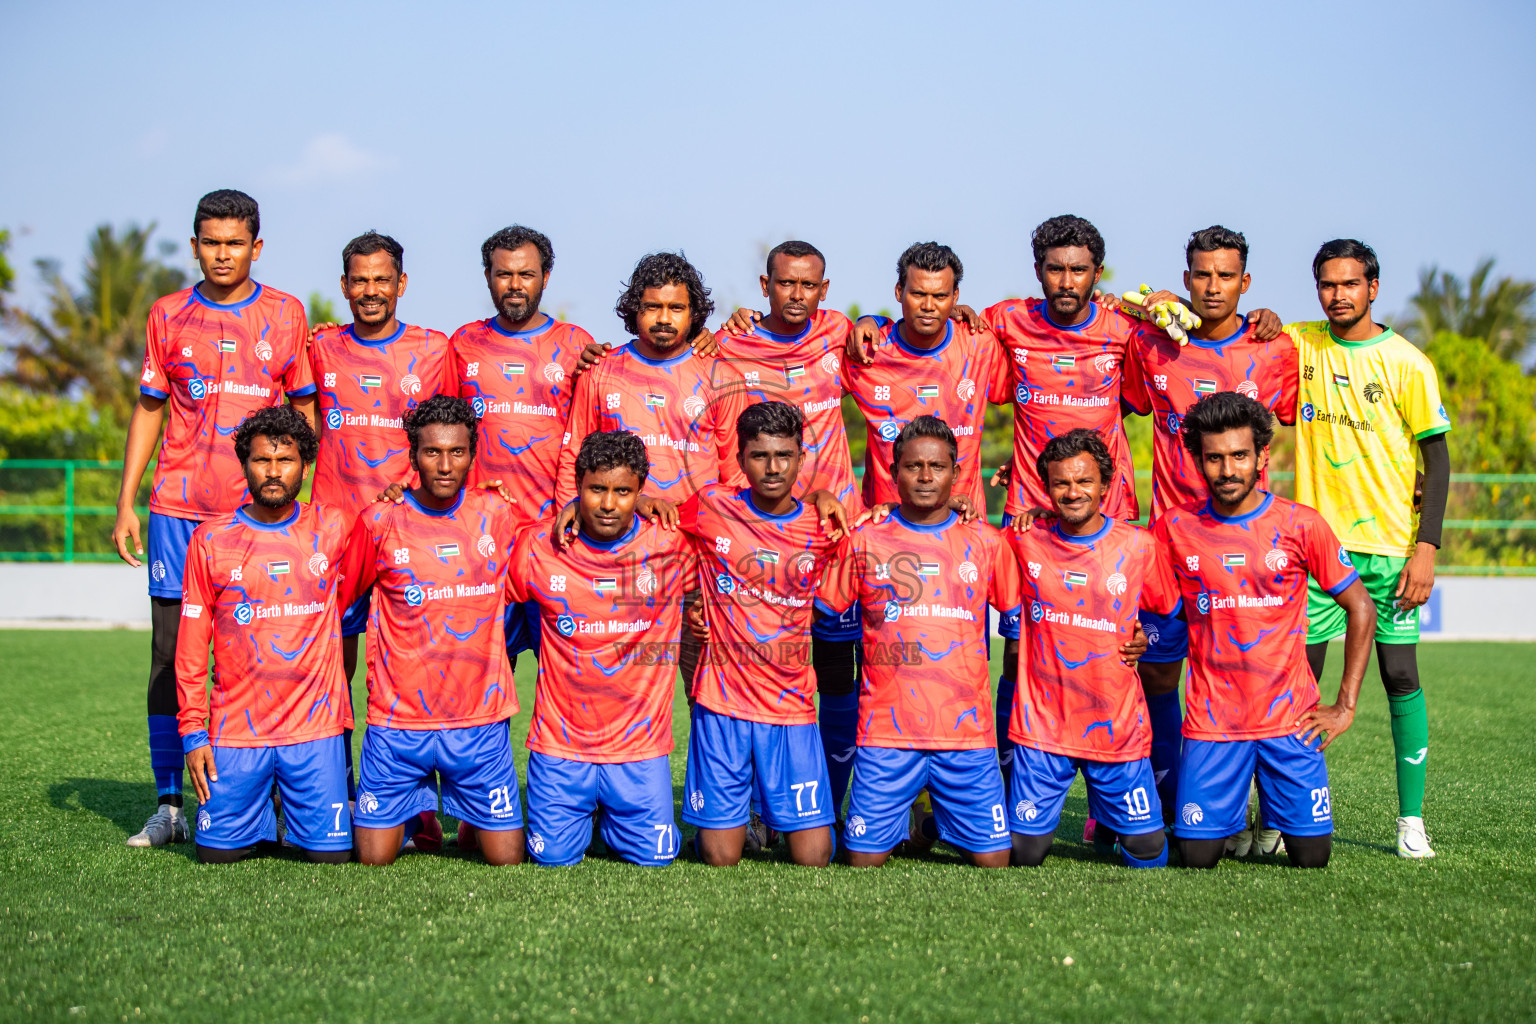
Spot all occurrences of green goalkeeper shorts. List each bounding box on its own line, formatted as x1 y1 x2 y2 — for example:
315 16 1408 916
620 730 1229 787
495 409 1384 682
1306 551 1420 645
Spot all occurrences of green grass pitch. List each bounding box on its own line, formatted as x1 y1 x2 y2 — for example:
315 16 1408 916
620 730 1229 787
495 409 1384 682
3 632 1534 1022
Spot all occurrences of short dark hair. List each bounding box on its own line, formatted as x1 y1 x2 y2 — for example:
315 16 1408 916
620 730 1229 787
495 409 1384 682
891 414 958 467
234 405 317 464
342 231 404 276
735 401 803 451
766 240 826 279
1036 427 1114 486
404 394 478 461
1312 238 1379 283
481 225 554 274
1186 225 1249 271
1031 215 1105 268
1180 391 1275 461
615 252 715 339
194 189 259 240
896 241 963 289
574 430 649 487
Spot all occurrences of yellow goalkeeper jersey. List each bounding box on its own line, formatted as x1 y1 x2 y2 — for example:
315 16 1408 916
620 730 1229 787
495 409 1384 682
1289 321 1451 557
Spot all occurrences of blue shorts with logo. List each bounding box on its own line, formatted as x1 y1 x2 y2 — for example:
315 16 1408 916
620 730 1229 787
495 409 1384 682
843 747 1010 854
1137 603 1189 664
504 599 541 658
1174 736 1333 839
1008 745 1162 836
997 514 1021 640
812 602 862 643
683 705 835 833
341 589 371 638
147 512 201 599
355 721 523 831
192 734 351 851
525 752 678 867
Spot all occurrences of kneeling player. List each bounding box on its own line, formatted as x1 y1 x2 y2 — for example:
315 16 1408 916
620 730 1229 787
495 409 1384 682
681 402 848 867
1007 429 1180 868
508 431 694 866
822 416 1020 868
1156 392 1375 869
340 396 526 866
177 407 353 864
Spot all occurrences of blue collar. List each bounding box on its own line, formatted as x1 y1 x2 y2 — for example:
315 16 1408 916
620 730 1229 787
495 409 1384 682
891 508 958 534
192 281 263 312
1053 514 1113 545
1187 318 1250 351
893 319 954 357
489 313 553 338
1205 490 1274 525
346 322 407 348
622 340 694 368
750 318 813 344
1041 300 1098 333
579 514 641 551
236 501 300 531
743 488 803 523
404 489 466 518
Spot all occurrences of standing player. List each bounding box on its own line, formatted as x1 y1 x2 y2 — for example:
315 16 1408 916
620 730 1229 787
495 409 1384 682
508 431 695 867
1120 226 1298 824
449 225 594 666
310 230 451 683
176 407 351 864
114 189 316 847
681 402 846 867
843 242 1010 510
340 396 525 866
1290 240 1451 859
1156 392 1376 869
1007 429 1180 868
821 416 1020 868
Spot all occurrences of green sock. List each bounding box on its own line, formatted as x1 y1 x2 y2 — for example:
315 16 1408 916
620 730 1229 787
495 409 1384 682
1388 689 1428 817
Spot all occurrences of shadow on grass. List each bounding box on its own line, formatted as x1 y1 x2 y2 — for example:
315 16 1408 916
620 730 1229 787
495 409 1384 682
50 777 160 837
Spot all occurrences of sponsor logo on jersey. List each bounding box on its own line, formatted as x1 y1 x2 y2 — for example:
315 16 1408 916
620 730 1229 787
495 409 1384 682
754 548 780 565
1300 402 1315 422
219 339 237 353
471 396 487 416
1264 549 1289 571
187 378 208 400
1051 355 1076 371
234 602 255 625
1015 800 1038 823
1185 555 1199 571
1063 569 1088 588
916 384 940 398
556 614 576 637
883 601 901 622
267 560 291 576
182 603 203 619
1013 348 1030 365
1181 802 1204 826
326 409 344 430
543 362 565 383
1236 379 1260 399
1338 547 1353 567
1195 592 1211 615
592 577 618 594
307 554 329 576
1015 384 1033 405
820 352 840 374
404 585 425 607
917 562 940 577
1193 378 1218 394
1364 381 1384 404
1027 561 1042 579
502 362 527 375
359 374 384 390
716 573 735 594
399 374 422 396
958 561 979 583
435 543 460 559
878 420 900 441
644 393 666 407
1093 353 1118 374
1105 572 1127 596
1030 600 1044 623
954 376 978 402
1223 553 1245 568
477 534 496 557
785 363 806 379
683 395 706 418
1332 373 1350 387
253 339 273 361
636 566 657 596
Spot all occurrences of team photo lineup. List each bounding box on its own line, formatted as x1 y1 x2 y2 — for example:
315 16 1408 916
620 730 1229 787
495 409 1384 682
116 186 1451 872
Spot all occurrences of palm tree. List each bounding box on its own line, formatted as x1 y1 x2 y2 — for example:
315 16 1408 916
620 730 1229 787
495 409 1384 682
3 223 187 424
1402 258 1536 362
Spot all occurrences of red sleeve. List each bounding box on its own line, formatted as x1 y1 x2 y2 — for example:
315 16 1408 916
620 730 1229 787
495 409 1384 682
676 491 705 538
336 513 380 610
282 309 315 397
711 384 743 489
448 332 470 398
1120 334 1152 416
982 330 1012 405
506 527 537 604
1138 533 1180 615
555 370 602 510
139 308 170 398
987 531 1023 615
1274 331 1299 426
983 300 1009 339
174 532 215 739
1303 508 1359 596
816 535 861 614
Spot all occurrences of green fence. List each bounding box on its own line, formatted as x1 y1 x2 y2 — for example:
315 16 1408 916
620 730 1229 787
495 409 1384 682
1 460 1533 572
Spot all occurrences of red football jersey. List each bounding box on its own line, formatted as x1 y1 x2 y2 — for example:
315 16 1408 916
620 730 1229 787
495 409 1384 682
311 323 453 515
140 284 314 520
1123 322 1299 522
507 517 698 763
338 488 519 730
821 512 1022 750
556 343 740 509
983 298 1140 520
1153 493 1359 741
680 484 842 726
1008 518 1180 761
713 309 859 511
844 318 1010 509
175 502 351 747
449 316 593 526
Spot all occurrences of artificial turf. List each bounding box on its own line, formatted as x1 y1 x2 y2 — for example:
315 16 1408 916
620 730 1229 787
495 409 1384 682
2 631 1533 1022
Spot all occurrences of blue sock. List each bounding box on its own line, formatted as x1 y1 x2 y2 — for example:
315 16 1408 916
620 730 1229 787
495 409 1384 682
1120 840 1169 868
995 674 1017 768
1146 689 1182 823
343 727 356 802
148 714 183 800
819 693 858 814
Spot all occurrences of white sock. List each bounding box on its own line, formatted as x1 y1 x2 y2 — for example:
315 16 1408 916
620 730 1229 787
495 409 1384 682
165 804 183 820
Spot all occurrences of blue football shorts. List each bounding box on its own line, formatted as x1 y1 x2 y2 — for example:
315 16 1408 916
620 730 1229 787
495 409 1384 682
503 599 542 659
843 746 1010 855
1008 745 1163 836
147 512 201 599
1174 735 1333 839
524 751 678 867
812 601 862 642
340 588 372 638
682 704 835 833
354 721 523 831
192 734 351 851
1137 603 1188 664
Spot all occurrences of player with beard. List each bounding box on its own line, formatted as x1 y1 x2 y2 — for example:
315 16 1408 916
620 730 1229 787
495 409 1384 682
176 407 351 864
1006 429 1179 868
1156 392 1375 869
116 189 317 848
449 225 594 668
1290 240 1451 859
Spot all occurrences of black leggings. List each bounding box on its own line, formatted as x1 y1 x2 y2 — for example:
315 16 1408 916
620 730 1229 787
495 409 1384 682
812 637 860 697
1179 834 1331 869
1307 641 1420 697
148 597 182 717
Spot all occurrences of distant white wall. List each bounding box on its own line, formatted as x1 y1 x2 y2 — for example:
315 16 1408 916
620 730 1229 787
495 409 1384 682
1416 577 1536 641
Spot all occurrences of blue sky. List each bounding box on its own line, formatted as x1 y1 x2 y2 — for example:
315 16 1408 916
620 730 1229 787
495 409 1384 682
3 1 1533 339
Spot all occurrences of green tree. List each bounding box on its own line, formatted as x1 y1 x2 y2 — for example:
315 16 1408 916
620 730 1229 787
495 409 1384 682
307 291 339 327
3 224 186 424
1401 259 1536 362
0 228 15 315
